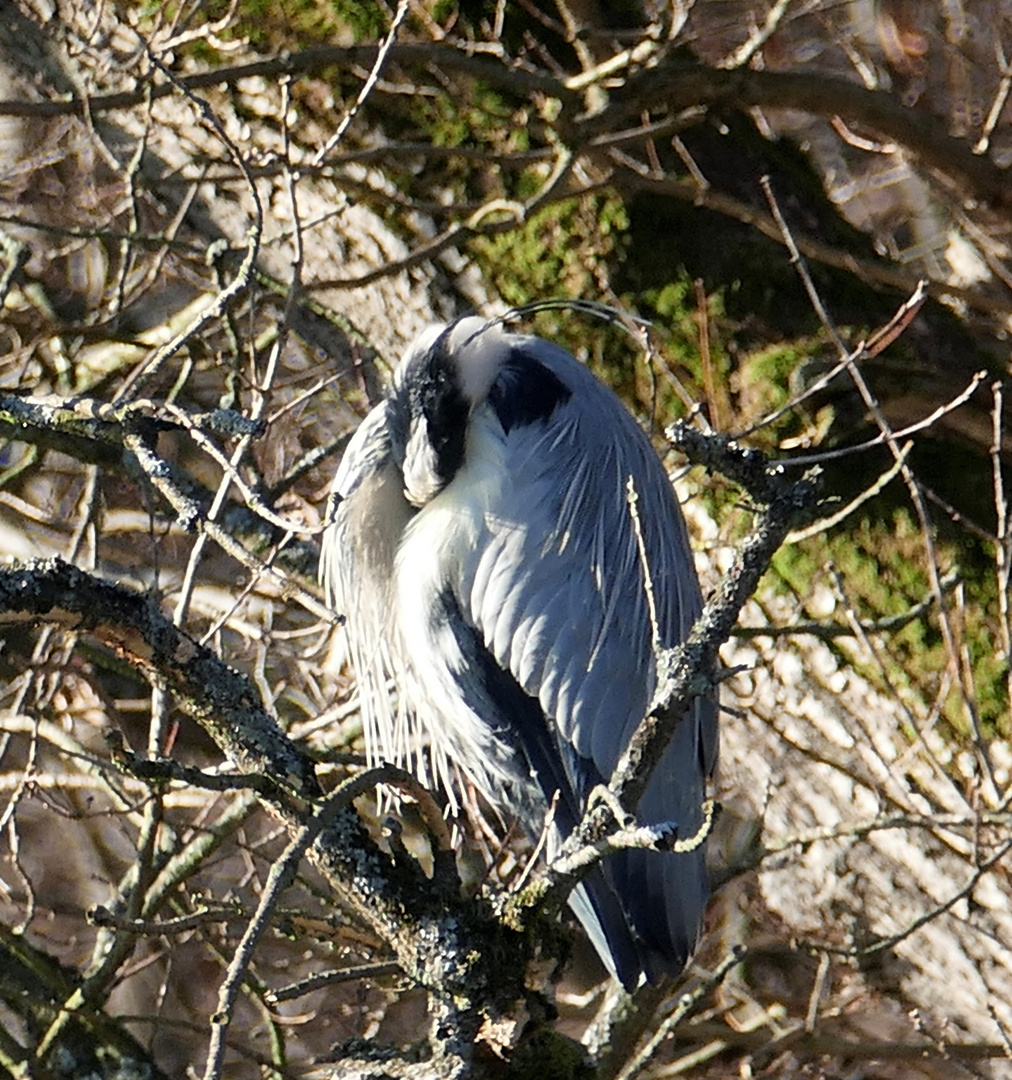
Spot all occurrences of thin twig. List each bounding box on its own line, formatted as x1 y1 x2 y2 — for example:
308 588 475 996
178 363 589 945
544 799 717 904
202 772 385 1080
312 0 410 166
759 175 999 801
607 429 820 813
991 382 1012 756
113 52 262 403
732 569 959 641
265 962 402 1004
785 441 913 540
613 947 746 1080
779 370 987 469
807 836 1012 959
0 43 575 118
309 143 576 290
717 0 794 70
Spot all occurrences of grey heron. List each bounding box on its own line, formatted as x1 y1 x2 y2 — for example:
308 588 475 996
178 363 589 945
320 311 716 988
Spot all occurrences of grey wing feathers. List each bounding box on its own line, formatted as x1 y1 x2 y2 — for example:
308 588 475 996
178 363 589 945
459 337 715 983
466 338 708 772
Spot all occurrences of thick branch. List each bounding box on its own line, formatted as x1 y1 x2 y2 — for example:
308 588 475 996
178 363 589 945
3 43 1003 218
532 434 819 918
582 62 1012 212
0 558 533 1069
0 557 314 792
0 395 319 579
0 924 170 1080
0 43 575 118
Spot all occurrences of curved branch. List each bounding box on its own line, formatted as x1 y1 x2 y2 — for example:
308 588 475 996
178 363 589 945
0 396 321 585
615 432 821 810
5 42 1000 219
0 558 315 793
582 62 1012 212
0 558 536 1070
0 43 575 118
0 924 171 1080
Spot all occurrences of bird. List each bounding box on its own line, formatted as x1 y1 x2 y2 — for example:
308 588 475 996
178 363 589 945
320 308 717 989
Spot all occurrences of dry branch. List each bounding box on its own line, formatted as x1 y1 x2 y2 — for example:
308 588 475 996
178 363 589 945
0 558 313 789
0 558 545 1076
611 429 820 810
582 62 1012 212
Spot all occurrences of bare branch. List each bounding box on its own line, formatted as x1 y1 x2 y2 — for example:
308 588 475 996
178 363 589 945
0 558 538 1073
0 43 576 118
760 174 1000 800
0 558 314 790
613 432 819 806
537 798 718 913
613 947 746 1080
584 63 1012 212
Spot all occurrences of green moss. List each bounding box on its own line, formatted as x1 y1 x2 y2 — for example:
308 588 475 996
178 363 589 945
472 194 628 308
221 0 387 46
499 881 551 934
736 342 832 447
154 0 393 60
507 1026 594 1080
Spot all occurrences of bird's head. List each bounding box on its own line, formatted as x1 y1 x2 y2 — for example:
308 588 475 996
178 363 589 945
390 316 509 507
